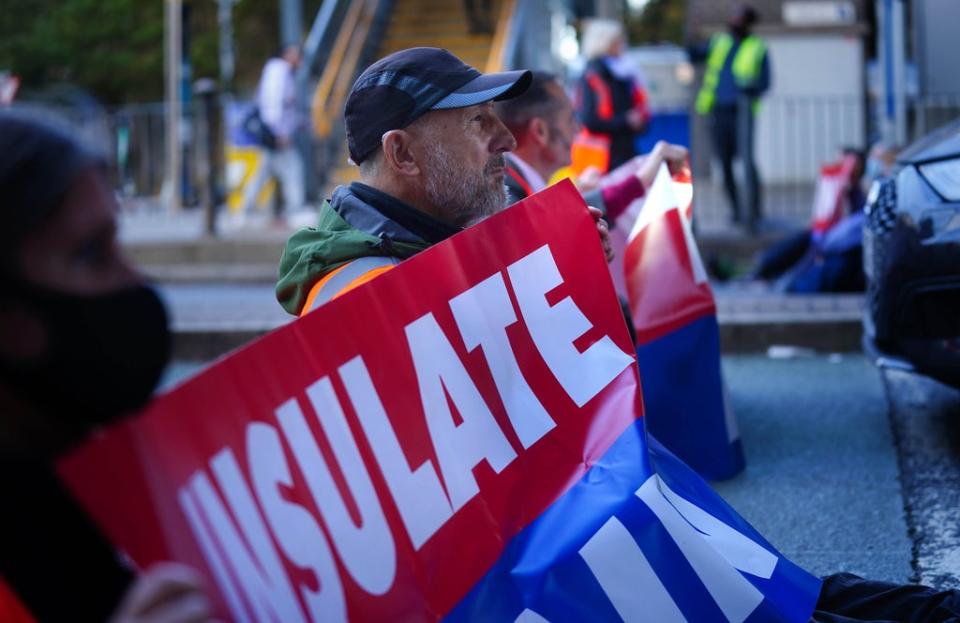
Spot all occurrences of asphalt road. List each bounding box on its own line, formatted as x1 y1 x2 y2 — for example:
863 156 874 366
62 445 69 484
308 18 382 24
717 354 960 588
162 353 960 589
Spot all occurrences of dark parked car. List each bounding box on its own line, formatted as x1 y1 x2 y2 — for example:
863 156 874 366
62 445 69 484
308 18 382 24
863 119 960 388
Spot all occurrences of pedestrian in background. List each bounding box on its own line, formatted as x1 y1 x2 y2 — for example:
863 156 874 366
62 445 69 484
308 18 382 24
241 43 306 222
693 3 771 233
574 18 651 173
0 111 212 622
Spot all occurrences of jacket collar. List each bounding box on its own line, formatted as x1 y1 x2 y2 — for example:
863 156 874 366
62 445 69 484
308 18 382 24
339 182 462 246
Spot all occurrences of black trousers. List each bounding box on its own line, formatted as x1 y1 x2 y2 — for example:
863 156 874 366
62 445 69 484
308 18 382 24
813 573 960 622
710 100 762 227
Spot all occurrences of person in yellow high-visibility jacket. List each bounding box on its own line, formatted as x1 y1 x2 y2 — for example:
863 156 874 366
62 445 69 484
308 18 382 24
692 4 771 233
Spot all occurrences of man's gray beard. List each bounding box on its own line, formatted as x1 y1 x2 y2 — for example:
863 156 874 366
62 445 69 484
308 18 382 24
424 144 507 227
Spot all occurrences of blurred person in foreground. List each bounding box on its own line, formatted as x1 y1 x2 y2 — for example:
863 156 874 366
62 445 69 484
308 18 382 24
574 18 651 172
276 47 612 317
692 3 771 232
240 43 306 222
0 112 212 622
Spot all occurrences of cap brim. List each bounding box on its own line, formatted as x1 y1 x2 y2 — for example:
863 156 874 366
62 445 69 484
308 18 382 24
431 69 532 110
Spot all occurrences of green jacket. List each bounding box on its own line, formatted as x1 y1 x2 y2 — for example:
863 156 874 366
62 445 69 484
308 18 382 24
276 185 430 315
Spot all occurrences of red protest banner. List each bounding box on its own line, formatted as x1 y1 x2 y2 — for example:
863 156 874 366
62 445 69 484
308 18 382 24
58 180 643 621
811 154 858 235
623 165 714 344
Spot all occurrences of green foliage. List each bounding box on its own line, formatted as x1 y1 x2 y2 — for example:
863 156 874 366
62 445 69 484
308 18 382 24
626 0 686 46
0 0 164 103
0 0 324 105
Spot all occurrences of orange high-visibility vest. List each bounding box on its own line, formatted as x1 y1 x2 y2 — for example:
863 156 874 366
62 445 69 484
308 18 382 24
572 68 650 175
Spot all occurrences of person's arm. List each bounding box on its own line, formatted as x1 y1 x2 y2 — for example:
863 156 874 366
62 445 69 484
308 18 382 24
745 51 771 98
583 142 689 224
635 141 690 189
758 52 771 95
258 60 290 141
599 175 646 222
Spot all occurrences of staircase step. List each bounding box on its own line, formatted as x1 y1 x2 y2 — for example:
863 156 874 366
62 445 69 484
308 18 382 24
382 33 492 49
390 2 469 16
388 18 475 36
379 44 489 65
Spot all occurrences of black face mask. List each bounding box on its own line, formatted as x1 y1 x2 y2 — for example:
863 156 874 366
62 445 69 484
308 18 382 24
0 282 171 440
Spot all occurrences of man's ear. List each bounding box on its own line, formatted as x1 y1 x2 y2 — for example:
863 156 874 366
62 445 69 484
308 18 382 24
381 129 421 177
529 117 550 147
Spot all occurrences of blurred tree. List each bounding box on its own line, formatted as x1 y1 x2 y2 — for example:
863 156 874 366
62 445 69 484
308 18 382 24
0 0 322 105
625 0 686 46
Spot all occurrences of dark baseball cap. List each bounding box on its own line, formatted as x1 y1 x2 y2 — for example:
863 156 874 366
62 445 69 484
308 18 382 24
344 47 532 164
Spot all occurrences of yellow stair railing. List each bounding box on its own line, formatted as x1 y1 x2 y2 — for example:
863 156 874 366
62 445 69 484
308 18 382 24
485 0 516 73
311 0 384 139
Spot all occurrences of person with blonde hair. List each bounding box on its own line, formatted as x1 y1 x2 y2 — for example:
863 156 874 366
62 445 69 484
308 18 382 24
574 18 650 172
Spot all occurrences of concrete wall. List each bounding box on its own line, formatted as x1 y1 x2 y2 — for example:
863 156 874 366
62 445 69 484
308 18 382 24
756 33 866 183
913 0 960 96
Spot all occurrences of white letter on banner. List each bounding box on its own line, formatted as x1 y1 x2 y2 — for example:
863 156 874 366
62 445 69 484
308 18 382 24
507 245 633 408
449 272 555 449
248 422 347 621
636 476 765 622
579 516 686 623
276 386 396 595
515 609 552 622
182 456 306 623
405 312 518 511
338 355 453 550
179 481 252 623
657 477 776 579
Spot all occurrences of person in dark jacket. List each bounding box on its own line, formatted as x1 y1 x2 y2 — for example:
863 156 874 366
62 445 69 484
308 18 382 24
0 111 212 623
575 18 650 172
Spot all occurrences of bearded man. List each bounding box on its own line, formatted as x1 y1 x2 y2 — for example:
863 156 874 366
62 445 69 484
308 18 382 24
276 47 612 316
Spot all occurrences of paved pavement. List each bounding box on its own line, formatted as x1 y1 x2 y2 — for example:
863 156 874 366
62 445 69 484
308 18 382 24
882 368 960 587
157 282 866 358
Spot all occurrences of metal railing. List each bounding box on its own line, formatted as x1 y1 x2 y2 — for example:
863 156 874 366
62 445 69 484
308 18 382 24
912 93 960 139
22 81 957 230
692 93 960 231
692 94 866 231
